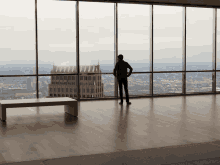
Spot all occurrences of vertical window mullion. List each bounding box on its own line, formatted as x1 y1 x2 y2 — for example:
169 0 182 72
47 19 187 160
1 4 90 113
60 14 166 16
35 0 39 98
114 3 118 99
149 5 153 96
76 1 80 100
212 8 217 93
182 7 186 94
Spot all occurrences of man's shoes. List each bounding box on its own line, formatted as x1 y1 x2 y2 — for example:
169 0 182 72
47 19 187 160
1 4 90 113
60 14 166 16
119 102 131 105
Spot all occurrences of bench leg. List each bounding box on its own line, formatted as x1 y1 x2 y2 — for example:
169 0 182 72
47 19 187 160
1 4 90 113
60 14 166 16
0 105 6 121
65 102 78 117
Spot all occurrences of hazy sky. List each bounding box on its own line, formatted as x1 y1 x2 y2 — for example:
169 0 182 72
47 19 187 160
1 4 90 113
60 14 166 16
1 0 220 66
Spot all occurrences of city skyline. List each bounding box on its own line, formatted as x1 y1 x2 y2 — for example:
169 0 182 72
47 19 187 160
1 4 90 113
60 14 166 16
0 61 218 77
0 69 218 100
1 49 220 66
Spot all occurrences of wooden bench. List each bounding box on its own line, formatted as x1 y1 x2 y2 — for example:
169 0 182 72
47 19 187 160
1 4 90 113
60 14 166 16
0 97 78 122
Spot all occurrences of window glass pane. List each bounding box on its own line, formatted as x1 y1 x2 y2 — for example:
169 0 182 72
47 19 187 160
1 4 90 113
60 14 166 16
37 76 51 98
127 74 150 96
186 72 212 93
79 73 102 98
154 5 183 71
118 3 150 72
79 1 114 73
40 75 78 99
153 73 182 94
186 7 213 71
0 0 35 75
216 72 220 91
38 0 76 74
0 77 36 100
217 9 220 70
78 73 115 99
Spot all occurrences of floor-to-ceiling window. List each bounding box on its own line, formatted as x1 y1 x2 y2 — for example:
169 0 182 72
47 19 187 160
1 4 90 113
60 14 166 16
0 0 219 101
153 5 183 95
186 7 213 93
38 0 76 98
0 0 36 100
118 3 151 96
79 1 114 99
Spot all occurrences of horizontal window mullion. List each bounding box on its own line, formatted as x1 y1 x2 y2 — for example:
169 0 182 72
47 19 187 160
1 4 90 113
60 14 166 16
1 70 220 77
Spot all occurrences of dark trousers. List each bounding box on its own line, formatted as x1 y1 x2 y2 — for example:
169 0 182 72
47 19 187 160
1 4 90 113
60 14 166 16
117 78 129 103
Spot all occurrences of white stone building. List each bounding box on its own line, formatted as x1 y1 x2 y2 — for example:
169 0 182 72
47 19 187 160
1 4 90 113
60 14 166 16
48 63 104 98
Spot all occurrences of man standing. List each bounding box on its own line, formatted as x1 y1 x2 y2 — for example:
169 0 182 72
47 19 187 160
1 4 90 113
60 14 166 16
113 54 133 105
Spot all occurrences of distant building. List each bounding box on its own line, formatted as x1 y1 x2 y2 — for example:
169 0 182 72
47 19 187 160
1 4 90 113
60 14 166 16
2 87 28 99
33 66 39 75
32 66 39 90
48 63 104 98
27 77 32 91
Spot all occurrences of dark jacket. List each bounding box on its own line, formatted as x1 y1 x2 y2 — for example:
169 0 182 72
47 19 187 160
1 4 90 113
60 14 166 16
113 60 133 80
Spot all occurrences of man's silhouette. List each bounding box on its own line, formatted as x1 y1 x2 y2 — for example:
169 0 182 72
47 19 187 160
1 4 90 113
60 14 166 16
113 54 133 105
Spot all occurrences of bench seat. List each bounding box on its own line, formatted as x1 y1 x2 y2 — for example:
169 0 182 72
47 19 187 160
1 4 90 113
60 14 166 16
0 97 78 122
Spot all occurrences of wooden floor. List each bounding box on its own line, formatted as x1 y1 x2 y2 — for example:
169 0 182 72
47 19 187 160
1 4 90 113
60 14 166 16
1 94 220 164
